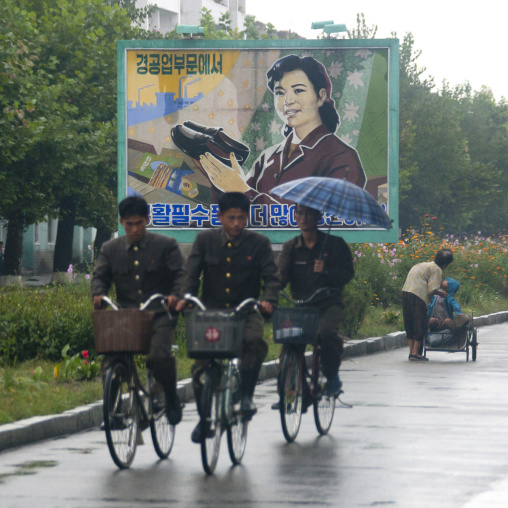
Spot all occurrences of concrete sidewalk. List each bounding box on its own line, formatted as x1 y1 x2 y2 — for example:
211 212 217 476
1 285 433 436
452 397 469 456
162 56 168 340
1 311 507 453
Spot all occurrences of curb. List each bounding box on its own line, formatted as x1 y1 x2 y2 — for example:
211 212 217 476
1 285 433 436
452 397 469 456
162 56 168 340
1 311 507 452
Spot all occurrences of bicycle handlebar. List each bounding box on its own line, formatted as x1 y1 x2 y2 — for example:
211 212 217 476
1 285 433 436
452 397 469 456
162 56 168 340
100 293 168 312
183 293 260 313
293 287 341 306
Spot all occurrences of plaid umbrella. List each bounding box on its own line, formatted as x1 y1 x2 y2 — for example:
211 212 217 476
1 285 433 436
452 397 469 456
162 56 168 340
270 176 392 229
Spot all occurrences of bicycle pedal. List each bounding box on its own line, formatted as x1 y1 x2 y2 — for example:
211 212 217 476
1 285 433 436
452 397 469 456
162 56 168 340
110 414 128 431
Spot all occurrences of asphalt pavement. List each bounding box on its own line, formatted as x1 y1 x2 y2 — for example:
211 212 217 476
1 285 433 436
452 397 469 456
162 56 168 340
1 307 507 453
2 321 508 507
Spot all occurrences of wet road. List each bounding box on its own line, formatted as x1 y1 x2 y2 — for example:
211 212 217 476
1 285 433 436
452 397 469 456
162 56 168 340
1 323 508 507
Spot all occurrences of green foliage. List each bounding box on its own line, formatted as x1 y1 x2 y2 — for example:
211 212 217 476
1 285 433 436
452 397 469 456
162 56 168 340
0 281 95 363
54 344 101 382
0 360 103 424
394 30 508 235
380 310 400 324
340 278 373 336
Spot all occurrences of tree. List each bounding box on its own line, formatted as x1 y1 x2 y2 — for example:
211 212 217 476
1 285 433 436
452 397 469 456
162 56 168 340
0 0 76 275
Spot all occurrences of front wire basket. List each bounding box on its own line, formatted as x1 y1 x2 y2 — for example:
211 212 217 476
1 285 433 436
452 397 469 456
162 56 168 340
272 307 320 344
185 309 246 359
93 309 154 354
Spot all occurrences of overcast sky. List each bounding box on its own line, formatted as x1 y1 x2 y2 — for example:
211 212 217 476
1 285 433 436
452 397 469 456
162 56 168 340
248 0 507 102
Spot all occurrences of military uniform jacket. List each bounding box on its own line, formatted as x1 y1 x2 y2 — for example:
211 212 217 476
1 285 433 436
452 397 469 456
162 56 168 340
182 228 280 309
278 230 354 306
91 232 183 309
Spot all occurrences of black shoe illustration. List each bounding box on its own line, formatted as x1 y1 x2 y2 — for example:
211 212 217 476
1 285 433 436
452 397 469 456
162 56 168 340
182 121 250 164
171 124 233 167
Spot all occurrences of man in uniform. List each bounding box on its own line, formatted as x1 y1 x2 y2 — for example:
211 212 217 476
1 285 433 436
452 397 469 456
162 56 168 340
277 204 354 401
176 192 279 442
92 196 184 424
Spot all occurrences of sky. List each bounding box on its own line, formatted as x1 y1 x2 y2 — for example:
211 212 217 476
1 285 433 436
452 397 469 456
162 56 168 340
248 0 507 102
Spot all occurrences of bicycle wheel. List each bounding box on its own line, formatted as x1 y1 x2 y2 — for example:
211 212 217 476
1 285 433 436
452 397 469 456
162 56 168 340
148 374 175 459
280 348 303 443
103 359 139 469
471 328 478 361
227 364 248 465
201 367 222 475
312 346 335 435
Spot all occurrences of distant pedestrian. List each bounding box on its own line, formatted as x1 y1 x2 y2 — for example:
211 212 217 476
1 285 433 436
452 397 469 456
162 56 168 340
401 249 454 361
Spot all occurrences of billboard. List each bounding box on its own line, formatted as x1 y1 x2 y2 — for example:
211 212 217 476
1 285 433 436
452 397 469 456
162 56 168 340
118 39 399 243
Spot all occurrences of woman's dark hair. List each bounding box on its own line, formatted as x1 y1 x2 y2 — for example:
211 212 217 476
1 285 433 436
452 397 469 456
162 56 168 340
434 248 454 268
118 196 149 218
218 192 251 214
266 54 340 136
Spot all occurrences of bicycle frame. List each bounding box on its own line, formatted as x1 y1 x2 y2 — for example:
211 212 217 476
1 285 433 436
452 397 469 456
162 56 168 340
98 293 176 468
184 294 258 473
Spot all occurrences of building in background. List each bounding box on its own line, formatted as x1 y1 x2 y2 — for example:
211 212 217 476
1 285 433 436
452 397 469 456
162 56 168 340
135 0 246 33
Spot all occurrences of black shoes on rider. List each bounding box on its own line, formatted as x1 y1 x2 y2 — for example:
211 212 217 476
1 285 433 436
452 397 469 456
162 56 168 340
166 393 183 425
240 396 258 417
271 384 313 413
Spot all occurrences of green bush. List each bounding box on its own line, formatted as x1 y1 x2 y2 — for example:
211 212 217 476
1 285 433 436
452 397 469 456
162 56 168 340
341 278 373 336
0 281 95 363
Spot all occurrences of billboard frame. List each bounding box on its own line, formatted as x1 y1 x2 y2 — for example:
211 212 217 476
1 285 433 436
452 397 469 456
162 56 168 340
117 38 399 244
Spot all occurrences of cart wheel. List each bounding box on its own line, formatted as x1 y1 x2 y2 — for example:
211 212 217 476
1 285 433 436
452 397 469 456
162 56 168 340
471 329 478 361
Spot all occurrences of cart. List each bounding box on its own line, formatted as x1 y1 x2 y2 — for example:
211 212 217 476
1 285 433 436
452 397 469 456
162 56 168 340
423 312 478 361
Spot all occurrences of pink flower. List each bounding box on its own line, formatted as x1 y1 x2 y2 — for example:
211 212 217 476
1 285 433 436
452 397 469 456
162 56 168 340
82 350 89 359
431 216 437 220
67 264 73 273
424 214 429 217
85 274 90 280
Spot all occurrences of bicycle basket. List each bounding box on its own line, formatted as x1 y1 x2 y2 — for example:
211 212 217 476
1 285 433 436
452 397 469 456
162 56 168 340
185 309 246 359
93 309 154 354
273 307 320 344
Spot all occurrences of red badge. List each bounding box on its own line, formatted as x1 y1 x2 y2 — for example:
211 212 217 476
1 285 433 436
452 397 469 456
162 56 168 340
205 326 221 342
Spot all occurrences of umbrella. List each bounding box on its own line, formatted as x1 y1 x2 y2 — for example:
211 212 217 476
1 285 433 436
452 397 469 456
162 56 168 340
270 176 392 229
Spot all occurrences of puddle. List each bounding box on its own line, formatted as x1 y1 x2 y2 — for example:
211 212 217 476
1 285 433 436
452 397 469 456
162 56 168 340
65 447 96 454
0 460 57 484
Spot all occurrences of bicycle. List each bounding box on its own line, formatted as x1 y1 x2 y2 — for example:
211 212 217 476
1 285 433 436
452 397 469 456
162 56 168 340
93 294 176 469
183 293 261 475
272 288 341 443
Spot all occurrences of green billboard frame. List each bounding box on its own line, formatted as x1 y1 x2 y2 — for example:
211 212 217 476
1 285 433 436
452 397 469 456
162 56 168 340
117 38 399 244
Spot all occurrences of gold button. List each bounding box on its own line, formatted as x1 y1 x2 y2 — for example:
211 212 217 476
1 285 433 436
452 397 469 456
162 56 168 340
133 246 139 252
225 288 230 293
226 273 231 278
227 242 232 248
226 257 231 263
134 260 139 266
135 275 140 281
225 303 230 308
138 289 142 295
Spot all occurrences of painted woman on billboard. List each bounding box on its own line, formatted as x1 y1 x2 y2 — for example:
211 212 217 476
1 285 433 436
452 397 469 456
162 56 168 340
172 54 366 205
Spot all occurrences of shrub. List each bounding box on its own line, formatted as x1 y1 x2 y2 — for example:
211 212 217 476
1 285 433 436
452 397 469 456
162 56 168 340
341 278 373 337
0 281 95 363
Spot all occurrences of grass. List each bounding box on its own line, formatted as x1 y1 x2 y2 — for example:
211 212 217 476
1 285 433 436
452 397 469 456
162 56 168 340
2 300 506 425
0 360 103 425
